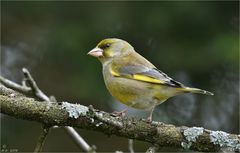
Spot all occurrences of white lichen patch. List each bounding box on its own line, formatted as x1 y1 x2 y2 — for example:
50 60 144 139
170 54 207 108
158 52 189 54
97 112 103 118
210 131 229 147
182 127 204 149
181 142 192 149
90 118 94 123
210 131 240 151
184 127 204 142
10 93 15 97
62 102 89 119
96 122 103 127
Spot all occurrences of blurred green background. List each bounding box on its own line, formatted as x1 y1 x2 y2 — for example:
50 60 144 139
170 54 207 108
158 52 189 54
1 1 239 152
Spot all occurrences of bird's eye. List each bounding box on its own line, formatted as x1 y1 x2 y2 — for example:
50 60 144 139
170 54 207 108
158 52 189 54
99 42 111 50
100 43 110 49
105 43 110 48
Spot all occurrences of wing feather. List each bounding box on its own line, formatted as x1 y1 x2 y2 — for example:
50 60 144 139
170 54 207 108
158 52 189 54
111 64 184 87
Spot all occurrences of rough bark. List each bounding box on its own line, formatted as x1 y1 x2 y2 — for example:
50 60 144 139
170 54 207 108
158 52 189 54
1 85 239 152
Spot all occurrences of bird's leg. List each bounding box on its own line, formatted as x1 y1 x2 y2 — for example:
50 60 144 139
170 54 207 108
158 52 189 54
146 107 155 123
112 107 129 117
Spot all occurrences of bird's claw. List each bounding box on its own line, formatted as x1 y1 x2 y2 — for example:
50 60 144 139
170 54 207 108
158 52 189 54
146 116 152 123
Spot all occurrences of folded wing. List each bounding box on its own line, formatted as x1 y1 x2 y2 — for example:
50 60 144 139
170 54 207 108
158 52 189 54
110 64 184 88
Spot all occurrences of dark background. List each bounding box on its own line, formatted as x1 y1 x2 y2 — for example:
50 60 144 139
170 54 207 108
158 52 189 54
1 1 239 152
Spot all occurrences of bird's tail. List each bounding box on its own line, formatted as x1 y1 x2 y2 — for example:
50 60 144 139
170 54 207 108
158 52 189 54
178 87 214 96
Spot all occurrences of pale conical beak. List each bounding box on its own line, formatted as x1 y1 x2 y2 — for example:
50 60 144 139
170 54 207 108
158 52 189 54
87 47 103 57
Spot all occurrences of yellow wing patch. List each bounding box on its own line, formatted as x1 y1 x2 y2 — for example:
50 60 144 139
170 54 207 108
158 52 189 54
110 67 164 84
110 65 166 84
110 68 120 77
133 74 164 84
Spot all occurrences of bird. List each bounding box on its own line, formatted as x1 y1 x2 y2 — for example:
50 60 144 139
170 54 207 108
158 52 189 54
87 38 213 122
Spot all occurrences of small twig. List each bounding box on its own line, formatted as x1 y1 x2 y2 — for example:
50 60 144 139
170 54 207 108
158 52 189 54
65 126 95 152
146 145 159 153
22 68 49 101
0 76 31 94
129 139 134 153
34 125 50 153
21 78 28 87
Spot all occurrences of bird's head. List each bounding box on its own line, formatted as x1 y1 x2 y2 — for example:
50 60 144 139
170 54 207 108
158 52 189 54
88 38 134 63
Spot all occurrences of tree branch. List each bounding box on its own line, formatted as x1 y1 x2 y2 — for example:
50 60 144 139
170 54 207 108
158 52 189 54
1 85 239 152
0 70 94 152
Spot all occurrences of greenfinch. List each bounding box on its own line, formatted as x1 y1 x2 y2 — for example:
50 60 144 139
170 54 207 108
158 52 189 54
88 38 213 122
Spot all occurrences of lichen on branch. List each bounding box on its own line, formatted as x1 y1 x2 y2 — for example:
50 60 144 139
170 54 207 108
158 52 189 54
1 84 239 152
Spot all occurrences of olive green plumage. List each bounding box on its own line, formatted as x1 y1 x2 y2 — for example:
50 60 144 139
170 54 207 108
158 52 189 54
88 38 213 121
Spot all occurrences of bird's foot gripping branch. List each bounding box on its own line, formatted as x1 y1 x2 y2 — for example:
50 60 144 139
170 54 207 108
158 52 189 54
0 69 240 152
